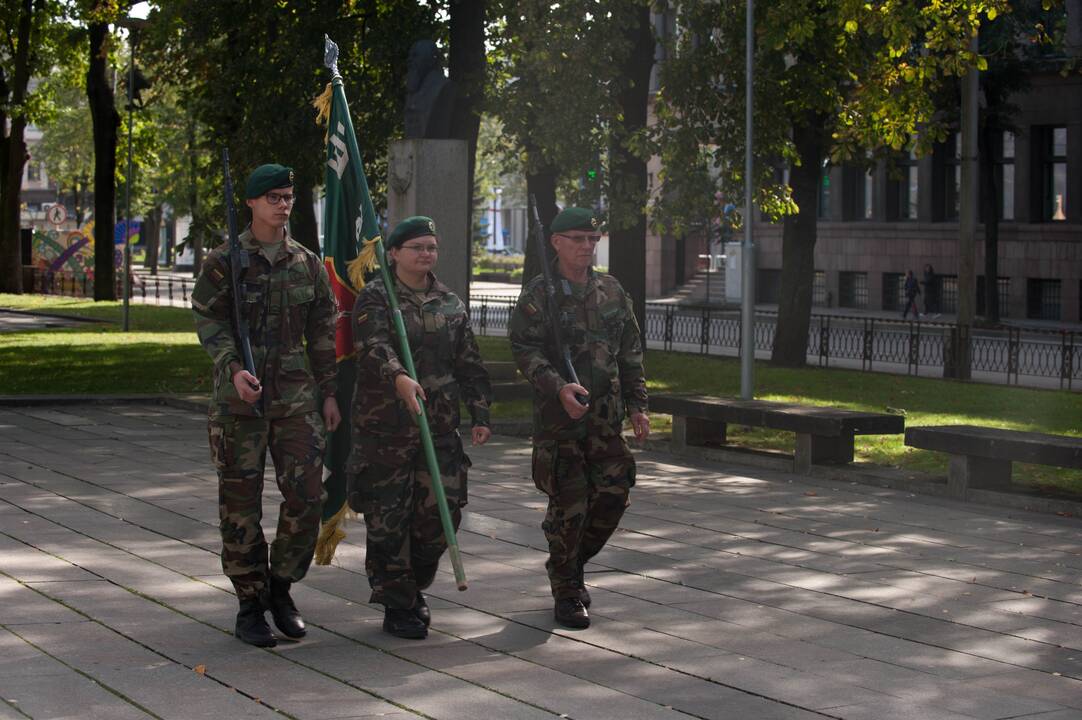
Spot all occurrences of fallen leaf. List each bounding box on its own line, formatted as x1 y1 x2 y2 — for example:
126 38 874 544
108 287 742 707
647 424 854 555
804 491 818 497
194 664 206 675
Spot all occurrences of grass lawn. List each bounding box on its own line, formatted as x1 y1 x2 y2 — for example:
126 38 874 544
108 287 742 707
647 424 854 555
3 295 1080 495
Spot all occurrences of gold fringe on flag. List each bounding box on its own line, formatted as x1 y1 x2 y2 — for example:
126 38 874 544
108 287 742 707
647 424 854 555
312 82 334 137
314 502 356 566
347 237 380 291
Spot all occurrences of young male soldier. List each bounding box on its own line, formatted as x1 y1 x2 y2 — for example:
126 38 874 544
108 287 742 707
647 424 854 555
192 163 341 647
509 207 650 629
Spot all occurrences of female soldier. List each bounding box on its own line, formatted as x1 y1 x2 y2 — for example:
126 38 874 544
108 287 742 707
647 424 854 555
347 216 492 639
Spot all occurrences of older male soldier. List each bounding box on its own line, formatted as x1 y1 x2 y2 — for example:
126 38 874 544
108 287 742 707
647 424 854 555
509 207 649 629
192 163 341 647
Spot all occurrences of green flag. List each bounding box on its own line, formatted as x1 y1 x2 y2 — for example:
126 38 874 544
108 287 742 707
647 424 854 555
313 35 381 565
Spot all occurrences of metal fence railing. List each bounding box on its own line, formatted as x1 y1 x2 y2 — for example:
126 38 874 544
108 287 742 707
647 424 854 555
470 295 1081 390
24 276 1079 390
31 269 194 307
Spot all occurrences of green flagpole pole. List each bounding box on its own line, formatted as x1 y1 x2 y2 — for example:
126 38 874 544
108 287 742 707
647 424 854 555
323 35 467 590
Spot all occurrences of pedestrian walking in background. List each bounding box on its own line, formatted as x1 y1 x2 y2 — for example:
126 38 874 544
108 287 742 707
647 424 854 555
192 163 341 648
902 269 922 320
922 263 938 316
346 216 492 640
509 207 650 630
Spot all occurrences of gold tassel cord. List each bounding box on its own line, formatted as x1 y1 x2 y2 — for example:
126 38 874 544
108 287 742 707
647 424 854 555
347 237 380 291
314 502 357 566
312 82 334 144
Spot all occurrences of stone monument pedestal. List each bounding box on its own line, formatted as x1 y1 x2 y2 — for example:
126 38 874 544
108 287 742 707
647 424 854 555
387 139 470 305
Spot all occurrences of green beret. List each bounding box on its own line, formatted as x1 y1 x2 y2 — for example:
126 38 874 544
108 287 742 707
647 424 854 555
245 164 294 199
551 207 598 233
386 215 437 250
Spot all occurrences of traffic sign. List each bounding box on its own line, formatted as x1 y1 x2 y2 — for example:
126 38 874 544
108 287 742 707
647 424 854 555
46 204 67 226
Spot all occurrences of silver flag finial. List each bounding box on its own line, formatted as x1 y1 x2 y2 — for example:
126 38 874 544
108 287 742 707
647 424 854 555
324 34 340 78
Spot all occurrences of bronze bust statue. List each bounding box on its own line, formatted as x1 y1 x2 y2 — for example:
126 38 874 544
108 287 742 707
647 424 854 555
404 40 457 139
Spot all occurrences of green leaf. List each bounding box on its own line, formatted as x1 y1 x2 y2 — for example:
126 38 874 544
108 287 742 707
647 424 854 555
844 20 858 34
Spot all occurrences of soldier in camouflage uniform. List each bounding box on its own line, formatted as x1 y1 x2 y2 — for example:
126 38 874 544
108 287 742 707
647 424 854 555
509 207 650 630
192 163 341 648
347 216 492 639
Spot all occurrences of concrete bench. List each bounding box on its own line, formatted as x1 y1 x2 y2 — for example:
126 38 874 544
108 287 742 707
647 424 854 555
652 394 905 474
905 425 1082 498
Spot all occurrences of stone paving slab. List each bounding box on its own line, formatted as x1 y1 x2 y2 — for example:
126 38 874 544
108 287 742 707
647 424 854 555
1 402 1081 720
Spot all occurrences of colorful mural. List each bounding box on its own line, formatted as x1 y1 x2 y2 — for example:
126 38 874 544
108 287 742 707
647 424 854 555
32 220 142 277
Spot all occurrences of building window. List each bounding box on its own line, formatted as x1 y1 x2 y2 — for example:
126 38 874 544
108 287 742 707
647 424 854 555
812 270 827 306
976 276 1010 318
1027 278 1061 320
838 271 867 309
818 160 831 220
938 275 959 314
895 150 919 220
997 132 1015 221
756 269 781 304
1042 127 1067 222
882 272 905 312
27 162 42 183
943 134 961 221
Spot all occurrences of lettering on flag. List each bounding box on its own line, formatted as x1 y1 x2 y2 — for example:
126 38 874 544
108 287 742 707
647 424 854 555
328 122 349 179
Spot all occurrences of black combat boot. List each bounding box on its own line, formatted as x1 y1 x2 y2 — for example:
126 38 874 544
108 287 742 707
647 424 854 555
413 592 431 628
554 598 590 629
268 576 306 639
383 607 427 639
235 598 277 647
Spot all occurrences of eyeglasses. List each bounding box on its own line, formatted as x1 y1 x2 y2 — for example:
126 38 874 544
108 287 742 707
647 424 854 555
556 233 602 245
399 243 439 254
264 192 296 206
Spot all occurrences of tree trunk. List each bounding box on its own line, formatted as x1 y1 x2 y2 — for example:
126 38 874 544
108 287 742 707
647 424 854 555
0 114 28 295
144 205 162 275
74 177 88 227
770 114 825 367
448 0 486 277
0 0 35 294
522 162 559 288
290 177 320 256
979 122 1000 324
606 2 654 331
87 22 119 301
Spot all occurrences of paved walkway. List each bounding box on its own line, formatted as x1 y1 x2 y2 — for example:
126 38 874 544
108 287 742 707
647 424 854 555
0 311 99 334
1 402 1081 720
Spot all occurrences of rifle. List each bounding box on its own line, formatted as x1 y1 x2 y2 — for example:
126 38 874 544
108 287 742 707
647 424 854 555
529 195 587 406
222 149 262 416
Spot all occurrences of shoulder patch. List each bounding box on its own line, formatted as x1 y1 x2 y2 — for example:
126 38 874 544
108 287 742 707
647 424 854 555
356 311 368 324
523 301 540 317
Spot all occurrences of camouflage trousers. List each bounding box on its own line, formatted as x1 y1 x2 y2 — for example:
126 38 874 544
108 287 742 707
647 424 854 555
207 411 327 602
531 433 635 600
347 433 469 609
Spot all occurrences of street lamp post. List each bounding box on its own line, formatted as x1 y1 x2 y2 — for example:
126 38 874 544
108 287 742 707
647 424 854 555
122 31 135 332
740 0 755 400
119 6 149 329
494 187 502 251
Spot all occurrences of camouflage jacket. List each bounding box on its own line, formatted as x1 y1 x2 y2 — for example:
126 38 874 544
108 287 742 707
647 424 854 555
349 273 492 445
509 267 648 441
191 229 337 419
